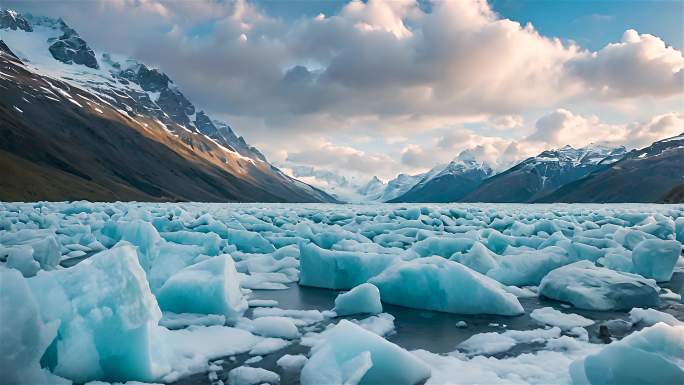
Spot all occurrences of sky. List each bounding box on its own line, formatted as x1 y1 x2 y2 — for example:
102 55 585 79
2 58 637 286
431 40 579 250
8 0 684 186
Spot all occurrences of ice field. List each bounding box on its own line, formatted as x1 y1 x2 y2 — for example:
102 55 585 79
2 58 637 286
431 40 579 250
1 202 683 385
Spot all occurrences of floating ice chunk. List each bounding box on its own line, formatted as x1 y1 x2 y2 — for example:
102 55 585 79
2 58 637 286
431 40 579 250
161 231 222 256
675 217 684 243
248 338 290 355
27 244 168 383
530 307 594 330
457 333 516 355
631 239 681 282
277 354 308 372
300 320 431 385
241 272 290 290
570 323 684 385
100 221 162 270
252 307 325 326
226 229 275 253
486 246 570 286
157 255 247 323
410 236 475 258
451 241 500 274
249 316 299 339
5 245 40 277
628 308 682 326
539 261 660 310
352 313 396 337
228 366 279 385
0 268 64 385
613 229 656 250
159 312 226 330
333 283 382 316
299 243 397 289
148 242 204 292
370 257 523 316
162 325 261 382
458 327 561 355
248 299 278 307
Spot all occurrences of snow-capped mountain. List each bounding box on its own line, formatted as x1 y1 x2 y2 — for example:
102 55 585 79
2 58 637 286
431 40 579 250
380 173 425 202
538 134 684 203
390 158 494 203
0 10 335 202
463 144 627 202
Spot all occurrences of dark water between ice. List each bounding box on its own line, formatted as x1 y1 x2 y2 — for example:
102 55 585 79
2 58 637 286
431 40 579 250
173 272 683 385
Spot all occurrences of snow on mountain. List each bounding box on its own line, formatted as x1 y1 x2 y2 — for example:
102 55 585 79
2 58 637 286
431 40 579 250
380 173 426 202
464 143 628 202
1 11 266 164
390 155 494 203
538 133 684 203
0 9 335 202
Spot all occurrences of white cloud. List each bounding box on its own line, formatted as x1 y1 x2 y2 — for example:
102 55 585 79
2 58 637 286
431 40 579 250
568 30 683 98
528 109 683 149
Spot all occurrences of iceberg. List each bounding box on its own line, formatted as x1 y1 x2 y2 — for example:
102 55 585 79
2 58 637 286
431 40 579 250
300 320 431 385
369 257 524 316
570 323 684 385
333 283 383 316
530 307 594 330
299 243 397 289
27 244 169 383
539 261 660 310
156 254 247 323
0 268 64 385
631 239 681 282
486 246 571 286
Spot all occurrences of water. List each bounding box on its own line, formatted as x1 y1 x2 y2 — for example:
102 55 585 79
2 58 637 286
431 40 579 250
172 272 684 385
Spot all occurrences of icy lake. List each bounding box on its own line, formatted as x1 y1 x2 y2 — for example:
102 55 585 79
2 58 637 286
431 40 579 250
1 202 683 385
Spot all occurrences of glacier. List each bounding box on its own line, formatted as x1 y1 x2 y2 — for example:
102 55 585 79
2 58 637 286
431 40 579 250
1 201 683 385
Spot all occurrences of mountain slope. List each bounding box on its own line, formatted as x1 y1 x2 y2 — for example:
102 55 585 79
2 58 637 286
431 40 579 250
390 159 493 203
463 144 626 203
0 10 335 203
536 134 684 203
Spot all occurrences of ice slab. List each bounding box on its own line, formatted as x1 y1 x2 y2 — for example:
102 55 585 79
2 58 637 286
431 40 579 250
300 320 431 385
156 254 247 323
370 257 524 315
333 283 383 316
539 261 660 311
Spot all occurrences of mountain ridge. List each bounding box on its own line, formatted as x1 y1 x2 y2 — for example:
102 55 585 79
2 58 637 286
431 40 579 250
0 9 336 203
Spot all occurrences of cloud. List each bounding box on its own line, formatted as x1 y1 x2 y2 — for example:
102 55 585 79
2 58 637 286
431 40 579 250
7 0 682 182
285 139 397 178
528 109 683 149
568 29 683 98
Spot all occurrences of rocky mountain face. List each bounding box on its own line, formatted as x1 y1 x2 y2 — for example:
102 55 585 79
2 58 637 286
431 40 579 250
0 9 31 31
0 10 335 203
537 134 684 203
463 144 627 202
390 159 493 203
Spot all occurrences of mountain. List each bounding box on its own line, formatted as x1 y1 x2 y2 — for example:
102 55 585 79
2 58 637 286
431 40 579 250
0 10 335 203
390 158 493 203
536 134 684 203
380 173 425 202
463 144 627 203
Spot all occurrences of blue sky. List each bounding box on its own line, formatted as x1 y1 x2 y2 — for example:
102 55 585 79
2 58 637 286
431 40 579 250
251 0 683 50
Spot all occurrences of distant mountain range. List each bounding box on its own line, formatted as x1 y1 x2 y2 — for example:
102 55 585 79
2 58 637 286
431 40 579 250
312 137 682 204
537 134 684 203
0 10 336 202
388 158 493 203
461 144 627 203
